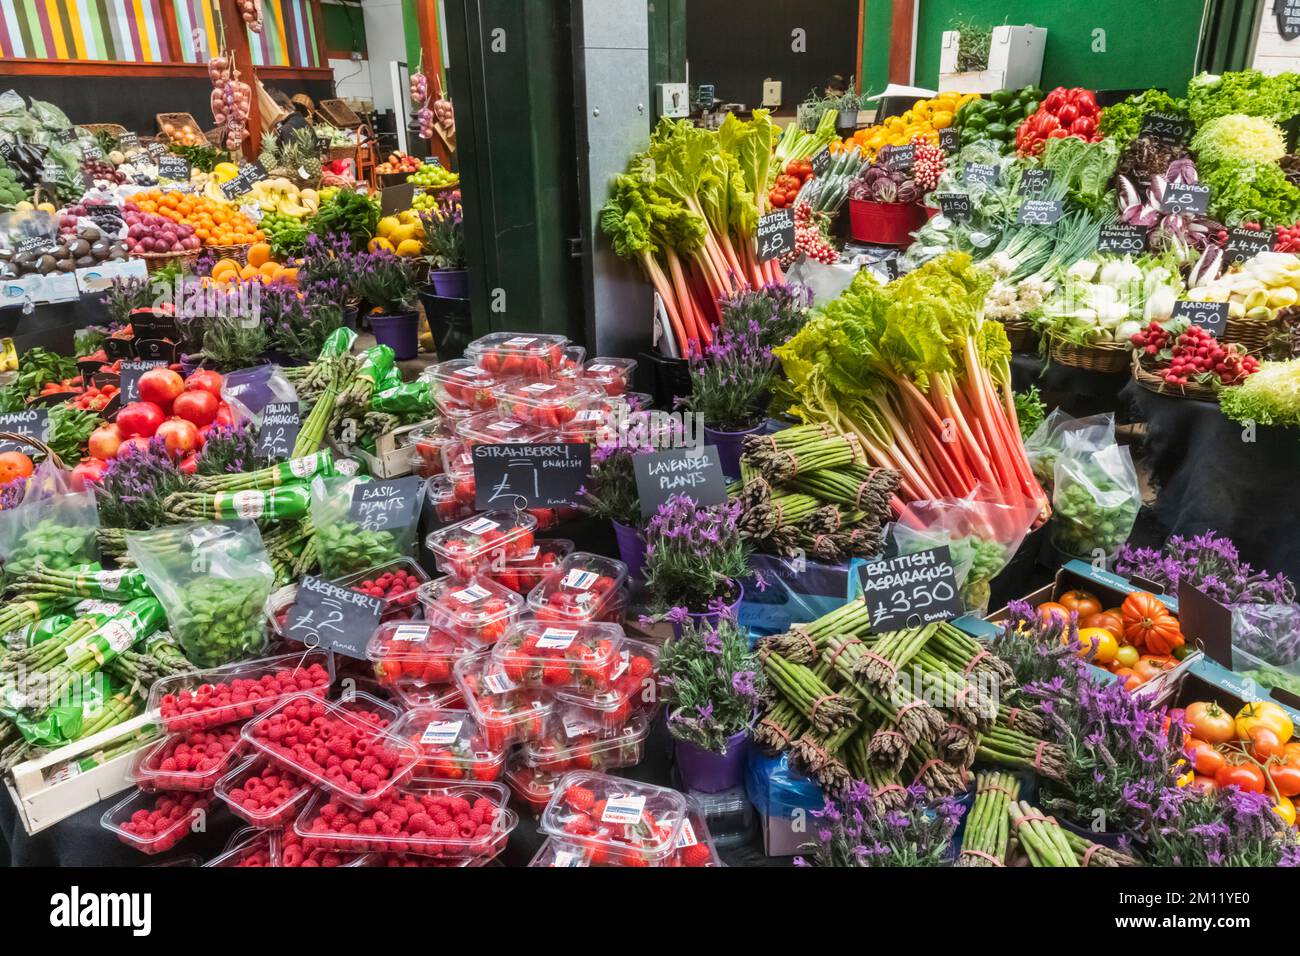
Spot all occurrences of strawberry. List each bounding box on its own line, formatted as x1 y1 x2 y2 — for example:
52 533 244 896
542 660 572 686
564 785 596 812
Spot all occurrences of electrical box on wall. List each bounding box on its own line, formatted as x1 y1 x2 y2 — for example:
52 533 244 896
658 82 690 117
762 79 782 108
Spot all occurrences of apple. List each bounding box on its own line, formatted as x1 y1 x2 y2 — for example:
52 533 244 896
155 417 201 459
116 401 166 438
138 367 184 411
88 424 124 460
172 388 219 427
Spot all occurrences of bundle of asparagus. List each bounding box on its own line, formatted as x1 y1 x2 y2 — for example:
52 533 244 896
1007 799 1080 867
959 771 1022 867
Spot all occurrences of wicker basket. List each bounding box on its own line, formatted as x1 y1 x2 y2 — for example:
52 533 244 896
318 99 362 129
137 250 200 274
1001 317 1039 353
82 123 128 138
1048 336 1132 374
155 112 205 147
0 431 63 468
1221 315 1279 355
207 243 251 266
328 144 356 162
1131 352 1219 402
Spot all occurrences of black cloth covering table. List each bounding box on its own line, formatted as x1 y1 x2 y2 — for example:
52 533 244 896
1121 380 1300 583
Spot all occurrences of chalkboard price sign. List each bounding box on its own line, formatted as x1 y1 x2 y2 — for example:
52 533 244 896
1140 112 1193 144
1017 168 1056 197
858 546 963 632
471 442 592 510
158 155 189 182
283 575 385 660
1160 182 1210 216
756 210 796 262
258 401 302 461
0 408 50 453
632 446 728 519
936 193 971 221
1224 227 1274 264
811 147 832 176
349 476 423 533
1279 0 1300 41
882 143 915 172
964 162 998 186
1096 224 1149 255
939 127 960 155
1016 199 1064 226
1173 300 1229 339
118 359 166 403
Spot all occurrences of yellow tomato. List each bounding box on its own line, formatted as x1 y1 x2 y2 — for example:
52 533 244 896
1077 627 1119 665
1274 795 1296 828
1115 644 1140 669
1236 701 1294 744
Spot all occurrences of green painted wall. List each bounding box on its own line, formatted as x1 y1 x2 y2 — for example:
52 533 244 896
861 0 895 99
403 0 422 71
913 0 1206 94
323 3 368 56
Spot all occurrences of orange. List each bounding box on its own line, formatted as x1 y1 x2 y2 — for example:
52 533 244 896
0 451 34 485
239 265 259 280
248 242 272 268
259 261 279 278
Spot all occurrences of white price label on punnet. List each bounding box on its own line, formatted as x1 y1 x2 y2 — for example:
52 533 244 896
536 626 579 650
601 795 647 824
391 624 429 642
420 720 463 745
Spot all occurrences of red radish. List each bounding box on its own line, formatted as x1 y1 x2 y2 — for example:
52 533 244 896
116 401 166 438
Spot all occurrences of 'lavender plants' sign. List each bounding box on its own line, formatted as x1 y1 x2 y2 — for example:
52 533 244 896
633 446 727 519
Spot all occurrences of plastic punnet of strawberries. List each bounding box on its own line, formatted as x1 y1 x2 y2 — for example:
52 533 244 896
465 332 569 380
486 538 574 594
551 637 661 729
488 619 624 692
1130 320 1259 386
366 621 473 690
391 707 506 781
425 511 539 579
522 708 649 774
540 772 690 866
453 648 552 749
493 378 596 428
419 576 524 645
525 552 628 624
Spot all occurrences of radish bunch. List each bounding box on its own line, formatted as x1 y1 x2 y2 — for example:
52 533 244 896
239 0 262 33
790 200 837 264
911 135 945 192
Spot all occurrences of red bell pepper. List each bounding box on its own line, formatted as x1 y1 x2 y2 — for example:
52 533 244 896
1043 88 1067 113
1070 115 1098 138
1056 103 1080 126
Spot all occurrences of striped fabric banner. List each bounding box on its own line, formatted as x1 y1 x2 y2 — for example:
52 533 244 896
0 0 175 62
0 0 320 66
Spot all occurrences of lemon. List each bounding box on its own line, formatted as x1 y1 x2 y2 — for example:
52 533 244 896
376 216 401 239
368 237 396 254
395 238 423 258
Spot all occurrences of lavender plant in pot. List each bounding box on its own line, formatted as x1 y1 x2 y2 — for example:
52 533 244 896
421 196 468 298
658 611 765 792
579 409 689 577
354 251 420 360
642 493 750 632
678 284 811 480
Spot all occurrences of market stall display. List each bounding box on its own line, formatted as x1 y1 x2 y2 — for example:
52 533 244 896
5 59 1300 877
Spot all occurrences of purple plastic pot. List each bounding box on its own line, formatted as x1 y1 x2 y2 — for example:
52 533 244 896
674 731 750 793
611 519 646 579
369 310 420 361
671 581 744 639
704 422 764 481
429 268 469 299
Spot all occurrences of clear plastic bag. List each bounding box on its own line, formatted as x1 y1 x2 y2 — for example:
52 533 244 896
0 461 99 584
890 486 1039 614
1231 603 1300 670
1051 444 1140 561
310 475 421 578
1024 410 1115 493
125 521 273 667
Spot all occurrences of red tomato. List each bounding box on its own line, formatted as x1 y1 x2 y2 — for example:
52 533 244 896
68 458 108 490
1215 762 1266 793
137 368 184 411
1248 725 1285 762
88 424 124 460
184 369 224 397
172 388 219 427
1268 762 1300 797
1186 739 1226 777
116 401 166 438
155 418 201 459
